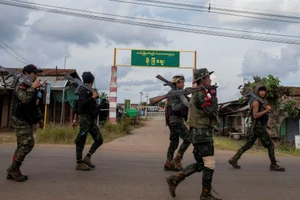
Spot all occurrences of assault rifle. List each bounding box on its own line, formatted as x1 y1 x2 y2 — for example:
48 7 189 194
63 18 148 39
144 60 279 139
149 74 218 105
247 91 267 106
64 74 97 95
156 74 176 89
0 66 34 89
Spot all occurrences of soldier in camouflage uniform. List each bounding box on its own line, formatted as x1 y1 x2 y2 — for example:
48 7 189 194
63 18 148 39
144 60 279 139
75 72 103 171
164 75 191 171
166 68 222 200
7 64 44 182
228 85 285 171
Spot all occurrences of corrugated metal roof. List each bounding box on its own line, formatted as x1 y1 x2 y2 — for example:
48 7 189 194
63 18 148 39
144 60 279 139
0 76 68 90
39 76 68 89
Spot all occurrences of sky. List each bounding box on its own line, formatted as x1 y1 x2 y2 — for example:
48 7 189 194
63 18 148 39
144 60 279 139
1 0 300 104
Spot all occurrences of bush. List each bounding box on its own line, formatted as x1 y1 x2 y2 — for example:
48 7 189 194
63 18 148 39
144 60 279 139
35 117 138 144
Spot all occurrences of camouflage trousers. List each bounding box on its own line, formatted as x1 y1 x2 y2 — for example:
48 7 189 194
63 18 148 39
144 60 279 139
75 114 103 162
181 141 215 186
11 116 35 163
234 122 275 161
167 122 191 159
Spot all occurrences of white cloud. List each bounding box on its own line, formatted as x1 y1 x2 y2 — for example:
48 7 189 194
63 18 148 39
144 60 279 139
1 0 300 104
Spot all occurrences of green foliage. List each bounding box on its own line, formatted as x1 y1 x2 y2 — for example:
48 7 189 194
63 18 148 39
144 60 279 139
281 100 299 118
34 117 139 144
240 75 295 107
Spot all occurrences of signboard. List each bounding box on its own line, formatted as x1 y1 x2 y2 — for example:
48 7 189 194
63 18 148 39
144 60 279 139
131 50 180 67
43 83 51 105
125 99 131 110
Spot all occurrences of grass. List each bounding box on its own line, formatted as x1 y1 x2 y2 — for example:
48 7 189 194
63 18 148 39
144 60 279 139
214 136 300 157
0 117 144 145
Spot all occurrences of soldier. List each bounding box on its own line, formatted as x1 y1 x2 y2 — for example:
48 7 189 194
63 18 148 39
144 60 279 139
75 72 103 171
166 68 222 200
7 64 44 182
228 85 285 171
164 75 191 171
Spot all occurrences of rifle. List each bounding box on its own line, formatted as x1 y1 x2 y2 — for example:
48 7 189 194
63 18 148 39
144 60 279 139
247 91 267 106
150 87 212 105
156 74 176 89
0 66 34 89
64 74 96 95
149 74 218 105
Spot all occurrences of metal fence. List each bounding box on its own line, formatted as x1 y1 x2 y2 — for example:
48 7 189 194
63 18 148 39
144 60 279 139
145 111 165 120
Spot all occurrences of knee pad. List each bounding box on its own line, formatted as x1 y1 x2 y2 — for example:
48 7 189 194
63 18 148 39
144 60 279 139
203 156 216 170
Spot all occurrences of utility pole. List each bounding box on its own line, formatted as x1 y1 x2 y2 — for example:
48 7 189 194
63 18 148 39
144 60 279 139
145 94 149 105
64 56 68 69
139 91 144 104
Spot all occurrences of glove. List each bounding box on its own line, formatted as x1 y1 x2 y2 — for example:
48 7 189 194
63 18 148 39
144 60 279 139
202 93 212 108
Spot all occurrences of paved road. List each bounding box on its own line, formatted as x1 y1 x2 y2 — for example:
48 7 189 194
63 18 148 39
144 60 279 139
0 120 299 200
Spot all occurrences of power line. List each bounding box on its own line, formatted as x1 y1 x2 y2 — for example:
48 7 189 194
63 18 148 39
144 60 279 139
5 0 299 39
0 0 299 45
0 38 31 63
0 42 27 64
110 0 300 24
132 0 300 20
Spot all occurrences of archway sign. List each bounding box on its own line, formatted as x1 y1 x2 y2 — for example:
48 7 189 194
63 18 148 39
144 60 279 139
109 48 197 122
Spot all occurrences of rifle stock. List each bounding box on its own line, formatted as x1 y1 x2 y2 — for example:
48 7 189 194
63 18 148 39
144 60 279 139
149 94 167 105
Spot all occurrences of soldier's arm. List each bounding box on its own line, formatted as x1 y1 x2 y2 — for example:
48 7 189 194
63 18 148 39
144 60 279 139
194 92 218 117
171 96 186 112
252 100 270 119
79 88 95 106
15 83 37 104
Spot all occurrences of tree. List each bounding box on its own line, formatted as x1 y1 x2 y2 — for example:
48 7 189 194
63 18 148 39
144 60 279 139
240 75 299 138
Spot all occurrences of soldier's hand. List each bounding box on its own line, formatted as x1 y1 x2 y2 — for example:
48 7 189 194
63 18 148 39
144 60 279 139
72 120 78 128
266 105 272 112
32 79 43 88
39 120 44 128
92 91 99 99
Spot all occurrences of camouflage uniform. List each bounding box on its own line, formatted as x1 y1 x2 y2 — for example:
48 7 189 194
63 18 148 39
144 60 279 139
7 81 42 182
166 68 222 200
228 85 285 171
75 82 103 170
165 94 191 171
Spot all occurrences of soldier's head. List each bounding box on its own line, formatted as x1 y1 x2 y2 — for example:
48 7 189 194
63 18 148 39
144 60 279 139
82 72 95 86
255 84 267 98
171 74 185 89
22 64 43 80
193 68 213 86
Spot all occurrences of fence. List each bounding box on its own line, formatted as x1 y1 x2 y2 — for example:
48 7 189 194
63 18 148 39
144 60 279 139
145 111 165 120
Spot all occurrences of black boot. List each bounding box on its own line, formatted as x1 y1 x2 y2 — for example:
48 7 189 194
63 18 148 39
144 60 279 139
270 160 285 172
200 185 222 200
166 172 185 198
164 158 178 171
228 155 241 169
6 160 28 182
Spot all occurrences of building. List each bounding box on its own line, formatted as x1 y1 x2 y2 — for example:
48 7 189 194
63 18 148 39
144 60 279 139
0 67 80 130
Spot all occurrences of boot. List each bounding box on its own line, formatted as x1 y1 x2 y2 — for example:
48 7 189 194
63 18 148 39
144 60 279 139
75 162 91 171
83 156 95 168
228 156 241 169
164 158 178 171
270 160 285 172
200 185 222 200
6 173 28 180
6 160 27 182
172 153 183 171
166 173 185 198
